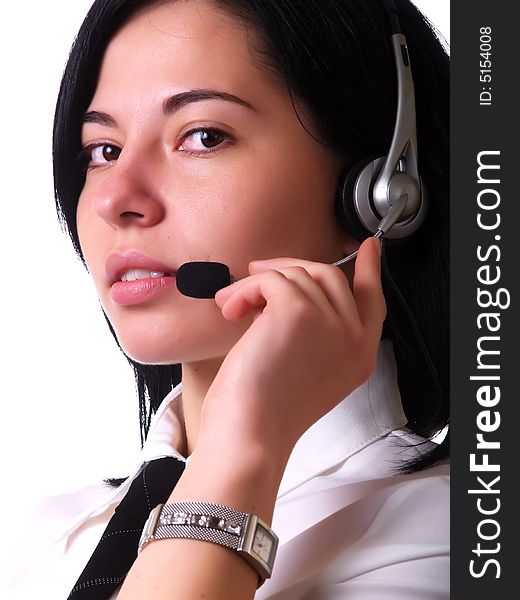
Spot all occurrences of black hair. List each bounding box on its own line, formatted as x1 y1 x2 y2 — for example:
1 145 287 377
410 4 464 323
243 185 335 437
53 0 449 474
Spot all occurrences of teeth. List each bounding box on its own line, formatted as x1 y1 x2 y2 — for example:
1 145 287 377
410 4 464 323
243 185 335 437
120 269 166 282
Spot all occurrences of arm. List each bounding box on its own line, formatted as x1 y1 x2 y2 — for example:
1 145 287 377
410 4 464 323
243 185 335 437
119 431 289 600
118 237 385 599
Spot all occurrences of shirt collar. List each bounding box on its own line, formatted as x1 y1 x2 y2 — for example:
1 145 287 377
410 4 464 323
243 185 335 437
55 339 406 542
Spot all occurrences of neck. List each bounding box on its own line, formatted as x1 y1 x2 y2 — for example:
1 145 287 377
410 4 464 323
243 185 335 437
181 357 225 456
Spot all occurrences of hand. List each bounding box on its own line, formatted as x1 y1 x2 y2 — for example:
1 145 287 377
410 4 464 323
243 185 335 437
200 237 386 459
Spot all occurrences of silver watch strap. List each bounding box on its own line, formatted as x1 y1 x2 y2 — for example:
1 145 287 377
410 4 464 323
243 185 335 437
139 500 277 588
153 501 247 550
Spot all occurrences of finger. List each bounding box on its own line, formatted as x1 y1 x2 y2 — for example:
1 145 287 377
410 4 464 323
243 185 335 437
249 256 359 324
352 237 386 342
218 269 321 322
214 278 245 306
215 259 331 307
215 266 341 325
220 266 352 323
268 265 343 319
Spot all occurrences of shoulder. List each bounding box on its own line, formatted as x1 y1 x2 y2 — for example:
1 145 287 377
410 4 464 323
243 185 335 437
308 464 449 599
265 431 449 599
373 462 450 541
338 428 450 546
3 481 119 599
316 457 449 598
30 481 119 535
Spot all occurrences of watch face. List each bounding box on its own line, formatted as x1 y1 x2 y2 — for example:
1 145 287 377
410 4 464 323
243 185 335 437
252 524 274 565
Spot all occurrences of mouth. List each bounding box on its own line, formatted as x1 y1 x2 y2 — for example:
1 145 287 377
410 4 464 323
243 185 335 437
105 251 180 306
119 269 176 282
106 251 178 286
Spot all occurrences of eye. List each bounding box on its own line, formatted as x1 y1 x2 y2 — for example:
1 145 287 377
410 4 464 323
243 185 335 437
178 127 232 156
81 143 122 169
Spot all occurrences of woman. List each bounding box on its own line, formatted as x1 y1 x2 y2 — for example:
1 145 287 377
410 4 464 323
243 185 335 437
11 0 449 598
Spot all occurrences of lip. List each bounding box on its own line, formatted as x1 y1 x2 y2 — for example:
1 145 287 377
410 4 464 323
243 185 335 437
106 251 179 306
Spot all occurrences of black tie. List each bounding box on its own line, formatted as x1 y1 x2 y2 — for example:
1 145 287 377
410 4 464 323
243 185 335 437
68 456 185 599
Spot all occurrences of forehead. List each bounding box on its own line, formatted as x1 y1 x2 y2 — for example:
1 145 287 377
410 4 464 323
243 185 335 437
90 0 279 109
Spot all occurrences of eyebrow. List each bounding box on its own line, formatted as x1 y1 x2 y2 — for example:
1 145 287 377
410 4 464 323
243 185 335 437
81 88 256 126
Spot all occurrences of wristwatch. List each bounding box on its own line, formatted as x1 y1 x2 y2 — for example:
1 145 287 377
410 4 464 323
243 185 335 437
138 501 279 587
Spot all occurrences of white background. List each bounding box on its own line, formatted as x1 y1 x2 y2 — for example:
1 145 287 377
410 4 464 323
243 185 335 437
0 0 448 570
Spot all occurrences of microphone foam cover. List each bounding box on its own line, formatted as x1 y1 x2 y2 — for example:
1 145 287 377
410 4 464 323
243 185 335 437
176 261 231 299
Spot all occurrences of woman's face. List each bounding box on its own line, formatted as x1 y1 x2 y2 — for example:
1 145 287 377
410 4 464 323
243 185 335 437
77 0 354 365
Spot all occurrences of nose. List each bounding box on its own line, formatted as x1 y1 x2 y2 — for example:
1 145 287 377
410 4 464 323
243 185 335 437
91 162 166 229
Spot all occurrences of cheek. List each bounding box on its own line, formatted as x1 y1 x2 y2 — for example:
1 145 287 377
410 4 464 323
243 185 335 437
76 191 110 290
198 156 339 259
189 172 293 264
76 192 93 253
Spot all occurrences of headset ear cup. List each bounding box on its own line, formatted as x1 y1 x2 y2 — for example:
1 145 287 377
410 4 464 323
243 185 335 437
335 156 381 242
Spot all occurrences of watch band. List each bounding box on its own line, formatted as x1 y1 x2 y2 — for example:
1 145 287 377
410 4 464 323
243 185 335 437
138 501 278 587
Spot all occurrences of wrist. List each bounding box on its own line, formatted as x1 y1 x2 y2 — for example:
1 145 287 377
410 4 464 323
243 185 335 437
198 395 298 476
170 432 287 526
197 426 291 485
139 500 278 587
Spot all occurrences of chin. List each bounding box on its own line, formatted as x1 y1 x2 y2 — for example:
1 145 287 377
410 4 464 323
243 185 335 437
122 344 182 366
112 318 248 366
116 331 205 365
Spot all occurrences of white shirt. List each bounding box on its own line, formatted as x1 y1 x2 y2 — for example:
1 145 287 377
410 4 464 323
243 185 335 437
5 340 449 599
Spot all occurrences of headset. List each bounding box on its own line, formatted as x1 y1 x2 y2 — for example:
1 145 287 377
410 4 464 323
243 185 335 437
177 0 431 295
334 0 427 244
175 0 443 419
333 0 443 408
